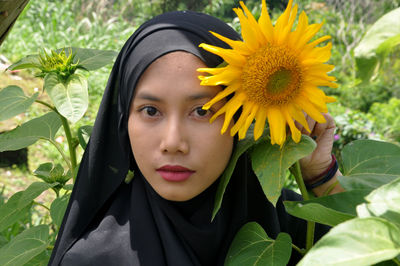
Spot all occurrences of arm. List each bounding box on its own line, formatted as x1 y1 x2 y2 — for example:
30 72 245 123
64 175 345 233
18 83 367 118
297 113 345 197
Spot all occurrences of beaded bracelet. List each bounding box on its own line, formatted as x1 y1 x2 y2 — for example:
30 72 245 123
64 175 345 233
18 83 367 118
305 154 338 190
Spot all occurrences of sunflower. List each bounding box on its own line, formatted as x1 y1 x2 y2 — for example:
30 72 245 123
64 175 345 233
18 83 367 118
198 0 337 146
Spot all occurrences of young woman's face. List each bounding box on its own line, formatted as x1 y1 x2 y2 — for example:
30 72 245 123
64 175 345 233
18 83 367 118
128 52 234 201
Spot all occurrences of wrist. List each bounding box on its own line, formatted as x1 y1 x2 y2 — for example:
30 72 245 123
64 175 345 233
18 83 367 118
304 154 338 190
301 155 334 181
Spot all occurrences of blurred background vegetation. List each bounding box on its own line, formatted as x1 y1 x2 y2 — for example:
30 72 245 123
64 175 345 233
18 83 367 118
0 0 399 217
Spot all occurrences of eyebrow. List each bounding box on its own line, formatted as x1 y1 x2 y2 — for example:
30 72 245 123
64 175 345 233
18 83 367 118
135 92 215 102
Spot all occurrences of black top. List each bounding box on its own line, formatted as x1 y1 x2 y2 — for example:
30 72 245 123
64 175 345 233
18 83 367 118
49 11 328 266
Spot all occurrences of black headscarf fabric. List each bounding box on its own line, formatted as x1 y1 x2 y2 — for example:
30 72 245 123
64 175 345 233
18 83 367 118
50 11 327 266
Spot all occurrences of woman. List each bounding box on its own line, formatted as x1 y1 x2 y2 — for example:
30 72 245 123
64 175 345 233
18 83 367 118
50 10 341 266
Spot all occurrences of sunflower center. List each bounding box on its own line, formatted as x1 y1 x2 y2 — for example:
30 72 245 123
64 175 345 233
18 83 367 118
266 68 292 94
241 44 303 106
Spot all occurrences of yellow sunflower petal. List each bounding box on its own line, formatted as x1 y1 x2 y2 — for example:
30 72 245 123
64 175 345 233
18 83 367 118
233 7 259 51
282 108 301 143
277 4 298 45
326 96 336 103
288 11 308 49
258 0 274 43
239 1 266 44
199 43 246 66
267 107 286 145
209 31 252 55
199 68 241 86
254 107 268 140
197 66 227 75
202 83 240 110
230 101 254 136
239 104 259 139
301 90 328 113
296 22 323 49
275 0 293 34
287 104 310 133
220 93 246 133
295 98 326 123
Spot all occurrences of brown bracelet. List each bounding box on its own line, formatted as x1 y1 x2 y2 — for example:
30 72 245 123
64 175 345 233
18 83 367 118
305 154 338 189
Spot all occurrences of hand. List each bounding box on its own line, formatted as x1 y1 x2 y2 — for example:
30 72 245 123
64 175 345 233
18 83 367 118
297 113 336 182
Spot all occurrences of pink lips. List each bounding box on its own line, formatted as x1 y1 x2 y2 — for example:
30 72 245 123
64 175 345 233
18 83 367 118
156 165 195 182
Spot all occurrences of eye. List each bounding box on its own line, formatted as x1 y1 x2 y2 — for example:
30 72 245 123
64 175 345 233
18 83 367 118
192 106 211 118
140 106 160 117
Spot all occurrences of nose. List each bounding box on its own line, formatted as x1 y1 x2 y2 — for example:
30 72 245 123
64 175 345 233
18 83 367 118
159 117 189 154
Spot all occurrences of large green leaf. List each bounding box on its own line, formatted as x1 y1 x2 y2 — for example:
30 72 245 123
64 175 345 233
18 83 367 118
0 182 57 231
284 190 369 226
354 7 400 83
7 55 42 71
60 47 118 71
23 251 51 266
250 135 316 206
0 86 38 121
44 73 88 123
340 140 400 191
50 194 70 228
0 112 62 152
298 217 400 266
0 192 31 232
357 177 400 227
212 126 267 220
0 225 49 266
225 222 292 266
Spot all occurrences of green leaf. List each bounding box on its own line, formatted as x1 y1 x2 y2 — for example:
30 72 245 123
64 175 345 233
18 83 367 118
23 251 51 266
0 225 49 266
354 7 400 83
33 163 54 183
212 126 266 220
17 182 58 209
0 192 31 232
0 112 62 152
298 217 400 266
0 182 57 231
60 47 118 71
340 140 400 191
357 177 400 227
77 125 93 149
7 55 41 71
0 86 38 121
284 190 369 226
44 73 88 123
250 135 316 206
50 194 69 228
225 222 292 266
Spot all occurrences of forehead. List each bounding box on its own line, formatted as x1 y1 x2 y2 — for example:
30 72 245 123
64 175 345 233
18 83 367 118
133 52 211 96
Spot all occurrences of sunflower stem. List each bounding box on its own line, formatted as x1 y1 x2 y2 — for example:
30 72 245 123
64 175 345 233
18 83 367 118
291 161 314 253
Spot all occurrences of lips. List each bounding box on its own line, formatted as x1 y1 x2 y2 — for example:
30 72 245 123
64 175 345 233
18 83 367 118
156 165 195 182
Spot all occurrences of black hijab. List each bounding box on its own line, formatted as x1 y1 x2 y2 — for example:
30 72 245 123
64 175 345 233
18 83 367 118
50 10 324 266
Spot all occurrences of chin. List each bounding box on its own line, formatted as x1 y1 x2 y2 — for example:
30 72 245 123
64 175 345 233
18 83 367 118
158 190 197 202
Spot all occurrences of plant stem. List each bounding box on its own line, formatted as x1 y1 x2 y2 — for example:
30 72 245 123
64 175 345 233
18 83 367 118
393 258 400 266
292 244 305 256
36 99 77 178
59 115 77 179
33 201 50 211
291 161 314 252
47 139 72 170
35 100 56 111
